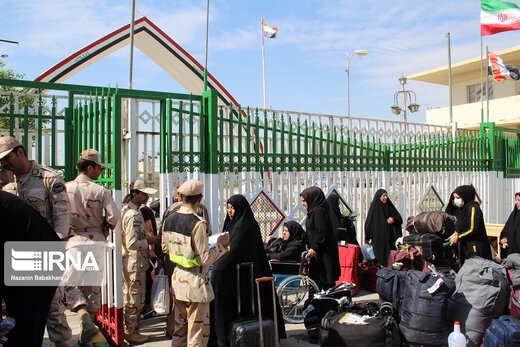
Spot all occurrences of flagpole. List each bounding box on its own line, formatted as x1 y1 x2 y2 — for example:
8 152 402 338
128 0 136 89
203 0 210 91
480 35 484 123
486 45 490 122
446 32 453 124
261 16 267 110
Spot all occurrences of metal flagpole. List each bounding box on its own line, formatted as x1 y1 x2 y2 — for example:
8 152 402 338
261 16 267 110
126 0 137 185
480 35 484 123
486 45 490 122
128 0 136 89
203 0 210 91
446 33 453 124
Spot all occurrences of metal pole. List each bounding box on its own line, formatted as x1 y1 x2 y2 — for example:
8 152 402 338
128 0 136 89
127 0 137 186
486 45 490 122
446 32 453 124
347 67 351 130
203 0 210 91
402 83 407 131
261 16 267 110
480 35 484 123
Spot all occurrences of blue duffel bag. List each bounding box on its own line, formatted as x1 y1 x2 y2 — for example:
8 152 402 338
483 315 520 347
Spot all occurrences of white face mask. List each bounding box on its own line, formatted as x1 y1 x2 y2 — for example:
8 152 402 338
453 197 464 208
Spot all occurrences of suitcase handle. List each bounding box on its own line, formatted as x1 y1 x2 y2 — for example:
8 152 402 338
255 277 275 283
255 276 279 347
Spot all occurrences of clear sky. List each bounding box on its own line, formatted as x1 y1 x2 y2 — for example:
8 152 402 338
2 0 520 123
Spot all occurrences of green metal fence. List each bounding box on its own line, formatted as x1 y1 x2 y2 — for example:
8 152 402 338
217 105 494 174
481 122 520 178
1 78 520 184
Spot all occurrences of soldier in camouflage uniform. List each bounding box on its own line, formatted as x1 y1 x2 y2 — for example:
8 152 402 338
121 178 157 344
160 189 213 337
0 136 72 347
65 149 121 345
161 180 228 347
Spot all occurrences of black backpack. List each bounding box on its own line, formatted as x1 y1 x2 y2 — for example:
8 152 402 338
376 267 407 320
399 270 456 345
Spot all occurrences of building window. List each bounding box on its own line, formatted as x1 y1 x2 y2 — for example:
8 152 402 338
468 83 493 103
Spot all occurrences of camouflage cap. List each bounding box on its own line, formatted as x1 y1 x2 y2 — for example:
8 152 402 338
0 136 22 160
177 180 204 196
79 149 111 169
130 179 158 195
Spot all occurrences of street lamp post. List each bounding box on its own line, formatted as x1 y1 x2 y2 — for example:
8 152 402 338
391 77 419 132
346 50 368 120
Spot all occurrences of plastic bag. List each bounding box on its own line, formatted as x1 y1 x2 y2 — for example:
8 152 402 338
151 268 170 314
361 244 375 260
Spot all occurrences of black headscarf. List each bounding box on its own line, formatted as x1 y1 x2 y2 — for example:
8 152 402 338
501 193 520 255
445 192 460 217
210 195 285 345
214 194 269 274
326 193 358 244
327 193 344 233
300 186 327 215
454 185 476 205
364 189 402 267
284 220 304 246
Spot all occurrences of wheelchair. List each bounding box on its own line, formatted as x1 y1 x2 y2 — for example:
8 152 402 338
270 251 320 324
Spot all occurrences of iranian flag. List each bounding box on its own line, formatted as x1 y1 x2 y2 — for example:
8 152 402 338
481 0 520 35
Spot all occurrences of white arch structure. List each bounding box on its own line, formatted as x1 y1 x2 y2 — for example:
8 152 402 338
35 16 241 108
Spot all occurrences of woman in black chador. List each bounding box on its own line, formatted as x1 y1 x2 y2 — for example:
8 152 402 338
300 186 340 291
500 193 520 257
326 193 358 245
447 185 491 264
364 189 402 267
209 195 285 347
265 220 306 262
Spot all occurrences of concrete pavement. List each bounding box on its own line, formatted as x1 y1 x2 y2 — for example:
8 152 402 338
43 290 378 346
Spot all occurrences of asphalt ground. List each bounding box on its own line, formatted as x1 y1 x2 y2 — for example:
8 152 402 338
42 289 378 346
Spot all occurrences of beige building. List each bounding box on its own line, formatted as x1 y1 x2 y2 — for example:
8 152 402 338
408 45 520 129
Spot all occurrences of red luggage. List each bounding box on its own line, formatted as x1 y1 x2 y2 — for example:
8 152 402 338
358 261 380 293
510 283 520 320
387 246 425 270
335 244 360 294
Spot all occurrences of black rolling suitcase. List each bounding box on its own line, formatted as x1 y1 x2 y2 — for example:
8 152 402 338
230 263 279 347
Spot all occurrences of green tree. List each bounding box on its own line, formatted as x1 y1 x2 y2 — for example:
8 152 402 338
0 59 44 130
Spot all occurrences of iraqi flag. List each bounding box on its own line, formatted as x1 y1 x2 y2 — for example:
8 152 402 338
481 0 520 35
488 51 520 81
263 21 278 38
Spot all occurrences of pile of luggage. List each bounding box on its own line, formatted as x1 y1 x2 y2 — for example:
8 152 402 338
316 211 520 346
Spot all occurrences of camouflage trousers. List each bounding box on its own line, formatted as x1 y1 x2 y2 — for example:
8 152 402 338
64 285 101 314
123 269 146 334
171 299 210 347
46 286 72 344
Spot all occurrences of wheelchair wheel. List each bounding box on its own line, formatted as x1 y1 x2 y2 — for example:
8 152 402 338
276 275 319 324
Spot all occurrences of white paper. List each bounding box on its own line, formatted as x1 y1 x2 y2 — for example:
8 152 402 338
209 232 225 247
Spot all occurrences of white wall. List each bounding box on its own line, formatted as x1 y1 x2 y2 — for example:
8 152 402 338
426 94 520 128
